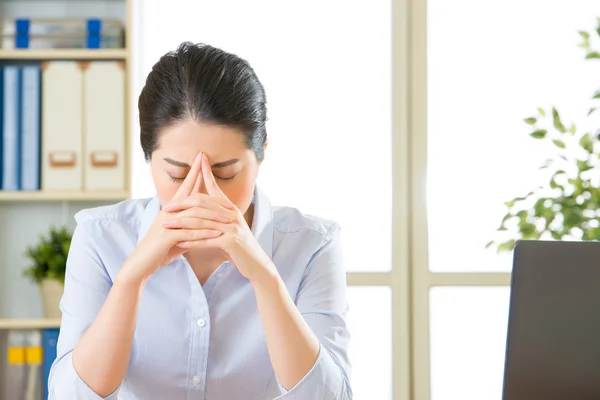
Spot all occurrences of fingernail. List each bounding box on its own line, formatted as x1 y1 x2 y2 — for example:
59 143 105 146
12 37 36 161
162 219 174 226
211 230 222 237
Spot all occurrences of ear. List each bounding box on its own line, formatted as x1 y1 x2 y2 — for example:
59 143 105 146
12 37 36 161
260 140 268 164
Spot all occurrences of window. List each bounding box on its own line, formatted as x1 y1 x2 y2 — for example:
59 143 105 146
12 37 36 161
423 1 600 399
427 0 600 273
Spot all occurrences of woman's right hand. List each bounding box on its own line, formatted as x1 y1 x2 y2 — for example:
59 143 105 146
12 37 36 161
116 153 233 284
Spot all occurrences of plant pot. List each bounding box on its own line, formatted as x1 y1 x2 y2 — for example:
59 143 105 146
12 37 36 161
40 279 64 319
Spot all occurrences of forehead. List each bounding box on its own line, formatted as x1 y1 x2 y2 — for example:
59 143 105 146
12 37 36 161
155 119 247 161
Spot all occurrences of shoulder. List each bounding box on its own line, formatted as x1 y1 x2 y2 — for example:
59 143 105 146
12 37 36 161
68 198 154 268
269 205 345 291
74 197 152 225
272 205 340 244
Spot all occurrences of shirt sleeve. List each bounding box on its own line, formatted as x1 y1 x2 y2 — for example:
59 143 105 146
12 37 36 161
275 223 353 400
48 218 121 400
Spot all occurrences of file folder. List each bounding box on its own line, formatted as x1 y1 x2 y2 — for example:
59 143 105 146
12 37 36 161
41 61 83 191
83 61 125 191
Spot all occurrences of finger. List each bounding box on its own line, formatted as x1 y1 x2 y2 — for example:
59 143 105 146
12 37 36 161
201 153 227 198
171 153 203 202
192 153 204 194
162 193 235 214
173 206 233 223
162 216 233 231
168 228 222 244
177 235 224 249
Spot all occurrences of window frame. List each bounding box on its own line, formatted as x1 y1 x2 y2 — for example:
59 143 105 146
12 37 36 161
404 0 512 399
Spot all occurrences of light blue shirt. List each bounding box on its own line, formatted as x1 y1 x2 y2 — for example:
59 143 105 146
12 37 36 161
49 185 352 400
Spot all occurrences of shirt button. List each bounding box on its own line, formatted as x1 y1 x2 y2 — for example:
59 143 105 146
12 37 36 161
192 375 201 385
197 318 206 328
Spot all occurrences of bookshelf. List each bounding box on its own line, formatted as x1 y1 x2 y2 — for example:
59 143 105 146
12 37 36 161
0 49 128 60
0 1 133 396
0 0 133 320
0 190 130 201
0 318 61 330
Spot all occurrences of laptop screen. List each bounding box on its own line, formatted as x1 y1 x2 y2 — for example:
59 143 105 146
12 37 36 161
502 240 600 400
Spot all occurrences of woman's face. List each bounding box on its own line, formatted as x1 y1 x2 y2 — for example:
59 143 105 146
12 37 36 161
150 119 262 215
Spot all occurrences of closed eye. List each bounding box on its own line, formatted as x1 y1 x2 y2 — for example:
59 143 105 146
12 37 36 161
169 174 236 183
214 174 237 181
169 175 186 183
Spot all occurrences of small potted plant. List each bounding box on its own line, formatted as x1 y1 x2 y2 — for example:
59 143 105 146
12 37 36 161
22 225 72 318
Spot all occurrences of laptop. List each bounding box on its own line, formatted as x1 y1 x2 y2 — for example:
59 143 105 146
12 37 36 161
502 240 600 400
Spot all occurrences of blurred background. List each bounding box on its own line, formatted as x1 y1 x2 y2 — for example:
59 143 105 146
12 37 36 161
0 0 599 399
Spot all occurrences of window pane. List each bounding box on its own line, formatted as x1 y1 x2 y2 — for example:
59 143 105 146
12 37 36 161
347 286 392 400
131 0 392 272
427 0 600 272
430 287 510 400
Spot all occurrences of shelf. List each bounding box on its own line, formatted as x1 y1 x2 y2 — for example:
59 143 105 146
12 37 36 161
0 190 130 201
0 49 127 60
0 318 60 329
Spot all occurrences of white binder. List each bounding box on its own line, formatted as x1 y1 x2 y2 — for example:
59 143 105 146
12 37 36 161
41 61 83 191
83 61 125 191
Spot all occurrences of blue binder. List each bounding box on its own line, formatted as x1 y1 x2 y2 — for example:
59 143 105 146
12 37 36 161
42 328 60 400
2 65 22 190
20 65 41 191
15 19 30 49
87 19 102 48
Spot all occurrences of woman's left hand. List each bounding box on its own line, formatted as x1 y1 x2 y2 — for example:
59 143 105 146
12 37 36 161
161 154 277 284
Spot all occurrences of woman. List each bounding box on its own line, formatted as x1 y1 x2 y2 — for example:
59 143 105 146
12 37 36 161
48 42 352 400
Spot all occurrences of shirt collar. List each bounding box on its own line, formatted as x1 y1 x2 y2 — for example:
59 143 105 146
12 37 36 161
137 184 274 259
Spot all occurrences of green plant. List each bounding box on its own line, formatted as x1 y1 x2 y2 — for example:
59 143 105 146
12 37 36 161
23 225 72 285
487 18 600 253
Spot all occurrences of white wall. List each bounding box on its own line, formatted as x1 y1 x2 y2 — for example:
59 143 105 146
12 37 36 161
130 0 392 273
130 1 393 398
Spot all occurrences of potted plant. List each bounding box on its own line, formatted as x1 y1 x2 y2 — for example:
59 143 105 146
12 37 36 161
22 225 72 318
487 19 600 253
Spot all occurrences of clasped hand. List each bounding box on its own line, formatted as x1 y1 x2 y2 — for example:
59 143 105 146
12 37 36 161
161 152 275 284
121 152 275 285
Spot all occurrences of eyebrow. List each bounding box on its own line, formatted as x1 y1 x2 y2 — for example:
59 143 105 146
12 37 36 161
163 157 239 169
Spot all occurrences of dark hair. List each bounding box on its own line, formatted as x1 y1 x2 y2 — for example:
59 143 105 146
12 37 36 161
138 42 268 162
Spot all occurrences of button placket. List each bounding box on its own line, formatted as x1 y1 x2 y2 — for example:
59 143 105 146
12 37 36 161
181 257 209 393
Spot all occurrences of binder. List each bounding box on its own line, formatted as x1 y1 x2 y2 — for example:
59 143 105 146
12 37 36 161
42 61 83 191
41 329 59 400
1 18 124 49
20 64 41 191
25 330 42 400
2 65 21 191
6 330 27 399
83 61 125 191
0 65 4 189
